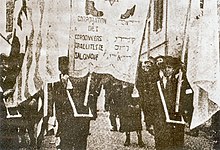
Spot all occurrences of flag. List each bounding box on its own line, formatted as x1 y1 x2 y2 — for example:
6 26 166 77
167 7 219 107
12 0 70 139
14 0 42 102
13 0 63 103
187 0 220 129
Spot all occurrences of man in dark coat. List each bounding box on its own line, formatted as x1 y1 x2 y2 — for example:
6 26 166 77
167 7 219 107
151 56 194 150
136 60 155 135
0 53 21 149
53 56 92 150
88 72 102 120
104 76 122 131
0 54 9 149
212 110 220 150
119 82 145 147
17 90 44 149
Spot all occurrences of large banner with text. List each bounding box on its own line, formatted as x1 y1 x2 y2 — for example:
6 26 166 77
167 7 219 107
69 0 148 83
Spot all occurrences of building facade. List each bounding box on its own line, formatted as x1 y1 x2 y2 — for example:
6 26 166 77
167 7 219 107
140 0 203 60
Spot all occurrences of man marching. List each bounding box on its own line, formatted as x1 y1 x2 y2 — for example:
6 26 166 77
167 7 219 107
151 56 194 150
53 56 94 150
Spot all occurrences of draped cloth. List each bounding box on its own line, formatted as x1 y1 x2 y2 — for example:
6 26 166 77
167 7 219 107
69 0 148 84
187 0 220 129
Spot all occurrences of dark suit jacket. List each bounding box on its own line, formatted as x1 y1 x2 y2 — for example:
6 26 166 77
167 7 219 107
151 73 194 125
53 74 92 139
104 78 122 112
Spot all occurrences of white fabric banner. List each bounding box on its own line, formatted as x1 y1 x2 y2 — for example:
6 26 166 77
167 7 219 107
69 0 148 84
0 0 11 56
13 0 64 103
187 0 220 129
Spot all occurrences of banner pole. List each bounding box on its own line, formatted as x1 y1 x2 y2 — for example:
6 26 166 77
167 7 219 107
0 32 11 45
84 72 92 106
134 0 153 86
132 18 148 98
134 18 148 86
175 0 192 113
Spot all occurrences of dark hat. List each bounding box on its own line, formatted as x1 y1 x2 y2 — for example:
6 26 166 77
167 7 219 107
58 56 69 74
148 56 155 60
58 56 69 65
163 56 182 70
142 60 153 67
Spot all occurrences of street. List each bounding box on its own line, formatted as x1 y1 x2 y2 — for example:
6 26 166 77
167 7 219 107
38 90 215 150
40 110 214 150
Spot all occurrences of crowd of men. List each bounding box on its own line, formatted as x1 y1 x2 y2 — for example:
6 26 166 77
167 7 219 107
0 52 219 150
103 55 194 150
137 56 194 150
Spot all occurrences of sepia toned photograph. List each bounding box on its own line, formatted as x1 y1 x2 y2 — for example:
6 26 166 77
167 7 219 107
0 0 219 149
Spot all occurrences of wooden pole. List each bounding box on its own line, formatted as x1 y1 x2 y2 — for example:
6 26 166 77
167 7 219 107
84 72 92 106
175 0 192 113
0 32 11 45
132 18 148 98
133 3 149 87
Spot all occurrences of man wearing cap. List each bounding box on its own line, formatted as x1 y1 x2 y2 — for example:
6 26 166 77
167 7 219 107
104 76 122 132
52 56 70 149
150 55 164 82
136 60 155 135
0 53 20 149
151 56 194 150
88 72 102 121
0 54 9 149
53 56 92 150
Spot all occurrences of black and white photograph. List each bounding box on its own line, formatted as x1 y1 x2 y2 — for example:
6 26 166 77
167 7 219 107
0 0 220 149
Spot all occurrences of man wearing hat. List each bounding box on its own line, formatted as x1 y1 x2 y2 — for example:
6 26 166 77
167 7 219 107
52 56 70 149
150 55 165 83
53 56 93 150
0 53 20 149
150 56 194 150
0 53 9 149
136 60 155 135
104 76 122 132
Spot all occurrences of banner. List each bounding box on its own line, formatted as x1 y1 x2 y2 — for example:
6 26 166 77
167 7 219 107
69 0 148 84
12 0 70 137
0 0 11 56
187 0 220 129
13 0 70 103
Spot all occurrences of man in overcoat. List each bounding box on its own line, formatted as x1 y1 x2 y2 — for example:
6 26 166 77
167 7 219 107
136 60 155 135
53 56 93 150
151 56 194 150
119 82 145 147
104 76 122 131
88 72 102 120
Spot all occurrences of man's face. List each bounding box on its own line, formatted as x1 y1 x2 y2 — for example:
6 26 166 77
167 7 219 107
163 65 174 77
141 61 152 72
59 62 68 74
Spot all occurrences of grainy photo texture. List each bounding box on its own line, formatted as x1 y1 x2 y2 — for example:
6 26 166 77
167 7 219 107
0 0 220 149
